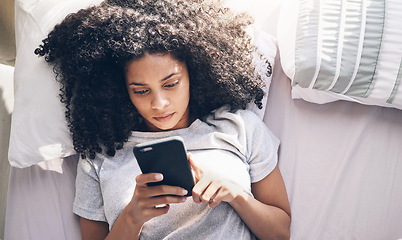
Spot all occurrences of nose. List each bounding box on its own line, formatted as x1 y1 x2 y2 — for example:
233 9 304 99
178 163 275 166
151 92 169 110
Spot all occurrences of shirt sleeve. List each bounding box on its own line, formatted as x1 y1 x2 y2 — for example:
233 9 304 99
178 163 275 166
73 158 107 222
242 110 280 183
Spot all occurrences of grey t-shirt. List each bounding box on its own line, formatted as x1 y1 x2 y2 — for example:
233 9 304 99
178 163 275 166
73 106 279 239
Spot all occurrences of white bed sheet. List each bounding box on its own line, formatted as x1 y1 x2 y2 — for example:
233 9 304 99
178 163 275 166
5 155 81 240
264 55 402 239
5 53 402 240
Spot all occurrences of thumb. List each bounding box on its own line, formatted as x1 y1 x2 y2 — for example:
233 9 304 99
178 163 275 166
188 153 202 182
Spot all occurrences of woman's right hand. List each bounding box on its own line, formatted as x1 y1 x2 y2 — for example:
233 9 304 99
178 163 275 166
126 173 189 225
104 173 188 240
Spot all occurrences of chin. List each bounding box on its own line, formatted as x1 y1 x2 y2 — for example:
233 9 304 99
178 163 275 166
154 123 176 131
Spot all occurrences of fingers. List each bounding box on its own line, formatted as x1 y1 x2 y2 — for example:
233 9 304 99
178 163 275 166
192 175 210 203
191 173 244 208
134 190 188 215
134 173 188 210
188 154 202 182
148 194 188 207
136 172 163 187
136 173 188 197
139 203 170 220
188 155 243 208
150 185 189 198
201 182 220 203
192 175 221 207
130 173 189 223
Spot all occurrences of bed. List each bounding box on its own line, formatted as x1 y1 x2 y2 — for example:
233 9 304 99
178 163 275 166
4 0 402 239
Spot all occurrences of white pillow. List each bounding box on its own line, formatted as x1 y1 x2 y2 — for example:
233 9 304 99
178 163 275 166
8 0 103 168
248 29 277 119
277 0 402 110
227 0 280 118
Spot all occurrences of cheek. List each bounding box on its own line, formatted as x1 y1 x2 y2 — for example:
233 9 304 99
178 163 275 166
181 82 191 100
173 89 190 108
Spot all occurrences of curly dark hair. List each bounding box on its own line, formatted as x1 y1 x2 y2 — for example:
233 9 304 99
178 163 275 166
35 0 271 159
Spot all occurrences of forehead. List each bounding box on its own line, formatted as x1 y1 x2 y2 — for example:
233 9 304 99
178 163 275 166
125 53 186 81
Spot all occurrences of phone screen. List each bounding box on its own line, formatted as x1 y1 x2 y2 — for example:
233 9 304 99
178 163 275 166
133 136 194 196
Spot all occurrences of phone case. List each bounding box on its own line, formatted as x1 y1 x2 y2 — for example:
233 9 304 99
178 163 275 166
133 136 194 196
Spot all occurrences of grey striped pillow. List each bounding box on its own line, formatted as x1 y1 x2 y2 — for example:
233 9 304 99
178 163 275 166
278 0 402 110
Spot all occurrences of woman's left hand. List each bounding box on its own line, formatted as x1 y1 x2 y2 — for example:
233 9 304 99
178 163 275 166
189 155 248 208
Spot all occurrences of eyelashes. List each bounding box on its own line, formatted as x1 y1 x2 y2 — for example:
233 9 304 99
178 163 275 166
164 80 179 88
132 80 179 95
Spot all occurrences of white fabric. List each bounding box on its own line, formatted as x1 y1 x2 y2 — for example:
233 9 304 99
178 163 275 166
248 29 277 119
4 155 81 240
264 55 402 240
278 0 402 110
8 0 103 168
5 0 402 239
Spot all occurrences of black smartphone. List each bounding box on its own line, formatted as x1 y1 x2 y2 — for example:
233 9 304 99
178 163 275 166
133 136 194 196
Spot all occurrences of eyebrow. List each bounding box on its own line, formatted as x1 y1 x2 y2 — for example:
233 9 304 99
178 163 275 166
128 72 179 86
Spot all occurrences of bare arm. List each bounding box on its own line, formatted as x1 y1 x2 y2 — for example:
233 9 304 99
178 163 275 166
80 218 109 240
79 209 143 240
79 204 146 240
230 166 291 240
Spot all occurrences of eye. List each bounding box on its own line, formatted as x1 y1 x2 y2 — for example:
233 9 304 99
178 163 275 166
164 80 179 88
133 89 149 95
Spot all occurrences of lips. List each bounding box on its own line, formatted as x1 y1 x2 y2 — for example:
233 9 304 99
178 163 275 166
153 113 174 122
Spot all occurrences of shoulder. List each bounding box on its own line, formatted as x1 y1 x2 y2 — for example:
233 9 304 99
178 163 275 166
208 105 279 147
77 154 106 177
206 105 264 129
203 105 276 146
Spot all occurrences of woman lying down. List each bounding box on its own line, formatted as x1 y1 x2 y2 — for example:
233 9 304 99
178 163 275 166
35 0 291 239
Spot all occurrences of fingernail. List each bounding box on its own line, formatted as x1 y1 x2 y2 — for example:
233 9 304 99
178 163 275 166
182 189 188 195
155 174 163 180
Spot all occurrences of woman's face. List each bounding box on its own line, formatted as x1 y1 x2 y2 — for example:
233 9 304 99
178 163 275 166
125 53 191 132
